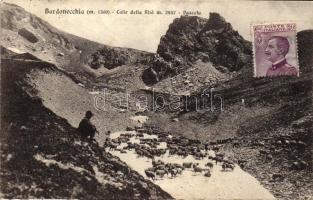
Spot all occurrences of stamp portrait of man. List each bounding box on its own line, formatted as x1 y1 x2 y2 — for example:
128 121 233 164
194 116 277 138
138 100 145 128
264 36 298 76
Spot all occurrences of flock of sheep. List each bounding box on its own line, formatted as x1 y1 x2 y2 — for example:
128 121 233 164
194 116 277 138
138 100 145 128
103 123 310 185
104 125 245 181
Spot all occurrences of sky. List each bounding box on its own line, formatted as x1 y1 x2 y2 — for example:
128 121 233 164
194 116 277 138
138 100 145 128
4 0 313 52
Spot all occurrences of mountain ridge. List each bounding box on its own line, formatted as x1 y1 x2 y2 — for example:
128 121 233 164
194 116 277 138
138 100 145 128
142 13 252 85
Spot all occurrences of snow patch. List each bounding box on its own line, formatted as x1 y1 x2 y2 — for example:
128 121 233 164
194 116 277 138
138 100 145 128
7 46 25 54
34 154 87 174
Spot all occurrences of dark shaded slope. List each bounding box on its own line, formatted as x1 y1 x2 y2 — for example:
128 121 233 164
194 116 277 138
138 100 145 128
0 58 172 199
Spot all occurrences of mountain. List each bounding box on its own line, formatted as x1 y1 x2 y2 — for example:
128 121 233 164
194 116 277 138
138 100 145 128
142 13 252 85
0 2 151 88
0 49 172 199
145 30 313 200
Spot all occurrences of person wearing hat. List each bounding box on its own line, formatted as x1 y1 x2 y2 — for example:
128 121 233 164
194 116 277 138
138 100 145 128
78 111 98 141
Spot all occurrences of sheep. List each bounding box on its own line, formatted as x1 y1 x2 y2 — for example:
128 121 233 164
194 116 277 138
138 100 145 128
177 150 188 158
193 165 203 174
176 167 183 175
156 169 167 178
127 143 135 150
237 160 247 169
212 156 224 165
109 143 118 151
208 155 214 160
183 162 193 169
194 152 205 160
152 159 158 167
112 138 121 144
205 162 214 169
135 149 144 157
145 170 155 180
237 159 247 165
170 169 178 177
152 160 164 167
215 153 225 159
136 133 144 138
239 163 245 169
156 164 166 171
173 163 183 168
145 152 154 160
192 163 199 168
204 171 211 177
222 163 235 171
223 159 234 165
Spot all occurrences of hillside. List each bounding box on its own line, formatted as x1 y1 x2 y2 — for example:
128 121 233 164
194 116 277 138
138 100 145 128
0 53 172 199
145 30 313 200
0 2 151 89
152 60 230 95
1 2 78 67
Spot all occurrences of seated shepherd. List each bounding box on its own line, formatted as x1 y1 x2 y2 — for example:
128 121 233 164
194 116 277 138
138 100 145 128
78 111 98 141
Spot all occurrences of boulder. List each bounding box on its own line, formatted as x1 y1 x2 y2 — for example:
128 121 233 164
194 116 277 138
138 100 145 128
18 28 38 43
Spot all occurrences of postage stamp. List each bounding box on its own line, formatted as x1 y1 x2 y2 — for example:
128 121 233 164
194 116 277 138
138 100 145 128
252 23 299 77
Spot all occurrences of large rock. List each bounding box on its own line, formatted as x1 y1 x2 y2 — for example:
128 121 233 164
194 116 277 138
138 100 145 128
143 13 252 84
18 28 38 43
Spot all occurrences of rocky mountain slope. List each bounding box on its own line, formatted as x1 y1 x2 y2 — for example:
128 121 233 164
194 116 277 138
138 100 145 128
88 46 152 70
0 52 172 199
0 2 151 89
142 13 252 85
146 30 313 200
1 2 79 67
0 44 146 143
152 60 229 95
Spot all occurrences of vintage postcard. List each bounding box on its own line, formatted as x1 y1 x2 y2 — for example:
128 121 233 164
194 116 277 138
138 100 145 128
1 0 312 200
